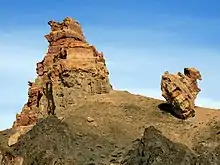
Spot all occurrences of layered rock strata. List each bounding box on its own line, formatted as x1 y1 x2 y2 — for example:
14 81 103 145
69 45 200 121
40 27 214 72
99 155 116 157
13 17 112 128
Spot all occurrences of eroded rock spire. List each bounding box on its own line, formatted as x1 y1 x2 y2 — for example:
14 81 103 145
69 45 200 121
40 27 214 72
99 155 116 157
13 17 112 128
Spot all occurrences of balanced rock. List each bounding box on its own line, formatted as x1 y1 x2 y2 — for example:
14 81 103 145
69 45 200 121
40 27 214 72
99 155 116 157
161 67 202 119
13 17 112 128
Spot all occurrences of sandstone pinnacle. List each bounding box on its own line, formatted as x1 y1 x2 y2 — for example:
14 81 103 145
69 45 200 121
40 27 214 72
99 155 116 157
13 17 112 128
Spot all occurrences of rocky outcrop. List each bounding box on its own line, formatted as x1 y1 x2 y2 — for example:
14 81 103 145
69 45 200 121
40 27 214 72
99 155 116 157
13 17 112 128
12 116 76 165
111 126 215 165
8 125 34 147
13 112 38 128
161 67 202 119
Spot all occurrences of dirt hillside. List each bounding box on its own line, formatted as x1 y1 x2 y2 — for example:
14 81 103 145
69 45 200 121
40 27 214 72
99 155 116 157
1 90 220 164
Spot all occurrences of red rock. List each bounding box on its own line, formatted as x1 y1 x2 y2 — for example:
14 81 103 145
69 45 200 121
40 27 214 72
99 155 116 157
13 112 38 128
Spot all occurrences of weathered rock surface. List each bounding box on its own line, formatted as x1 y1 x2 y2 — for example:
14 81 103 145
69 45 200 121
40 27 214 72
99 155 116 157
161 68 202 119
0 147 23 165
111 126 218 165
8 125 34 147
12 116 76 164
13 111 38 128
13 17 112 128
12 115 116 165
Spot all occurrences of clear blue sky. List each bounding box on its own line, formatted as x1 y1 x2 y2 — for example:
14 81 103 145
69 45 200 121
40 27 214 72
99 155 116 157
0 0 219 130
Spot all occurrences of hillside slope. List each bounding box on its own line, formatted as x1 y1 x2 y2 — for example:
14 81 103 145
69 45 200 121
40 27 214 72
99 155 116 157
1 90 220 164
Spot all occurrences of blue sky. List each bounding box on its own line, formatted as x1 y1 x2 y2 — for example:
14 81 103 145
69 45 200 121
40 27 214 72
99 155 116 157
0 0 219 130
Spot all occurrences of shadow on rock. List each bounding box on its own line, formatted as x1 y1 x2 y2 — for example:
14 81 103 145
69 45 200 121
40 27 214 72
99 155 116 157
158 103 182 119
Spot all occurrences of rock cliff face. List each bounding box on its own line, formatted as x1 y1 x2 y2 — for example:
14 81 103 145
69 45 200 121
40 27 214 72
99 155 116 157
13 17 112 128
161 68 202 119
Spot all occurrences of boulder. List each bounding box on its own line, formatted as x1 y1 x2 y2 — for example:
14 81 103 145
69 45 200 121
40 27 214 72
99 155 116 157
161 68 202 119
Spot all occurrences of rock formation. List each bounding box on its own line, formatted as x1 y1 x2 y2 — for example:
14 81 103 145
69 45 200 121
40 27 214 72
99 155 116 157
161 67 202 119
12 116 76 164
112 126 213 165
13 17 112 128
1 16 219 165
8 125 34 147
